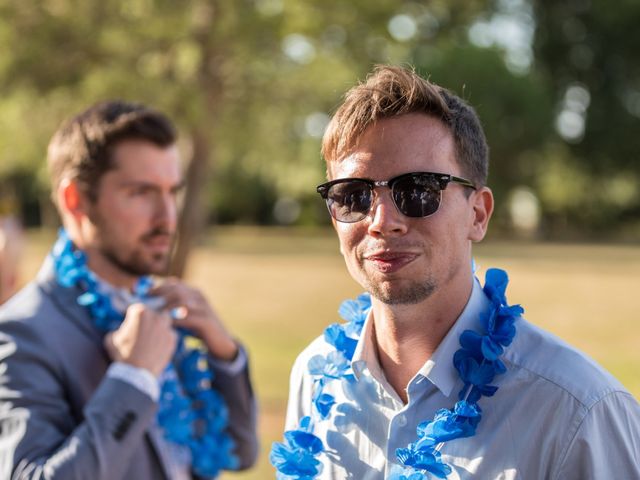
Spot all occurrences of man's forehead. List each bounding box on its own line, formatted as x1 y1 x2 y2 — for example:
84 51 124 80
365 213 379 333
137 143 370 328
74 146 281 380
330 113 452 154
102 143 182 188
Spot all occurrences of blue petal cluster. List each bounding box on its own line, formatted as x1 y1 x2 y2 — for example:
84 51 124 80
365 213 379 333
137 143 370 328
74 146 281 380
338 293 371 336
51 229 237 478
305 294 370 421
270 295 370 476
396 268 522 478
270 416 325 479
53 231 127 331
453 268 523 403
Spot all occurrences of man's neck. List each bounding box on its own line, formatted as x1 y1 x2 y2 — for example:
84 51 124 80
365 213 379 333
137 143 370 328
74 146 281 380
371 274 474 404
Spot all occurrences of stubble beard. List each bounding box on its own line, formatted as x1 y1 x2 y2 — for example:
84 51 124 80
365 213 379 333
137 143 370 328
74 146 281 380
101 245 170 277
360 266 437 305
89 209 172 277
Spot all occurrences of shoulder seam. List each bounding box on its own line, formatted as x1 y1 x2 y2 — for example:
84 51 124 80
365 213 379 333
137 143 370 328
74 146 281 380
502 356 625 409
551 390 635 480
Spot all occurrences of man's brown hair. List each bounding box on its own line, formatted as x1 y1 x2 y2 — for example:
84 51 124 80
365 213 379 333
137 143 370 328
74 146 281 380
47 100 177 205
321 65 489 186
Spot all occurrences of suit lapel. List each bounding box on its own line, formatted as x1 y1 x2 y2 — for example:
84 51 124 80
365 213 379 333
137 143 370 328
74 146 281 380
147 428 186 480
36 256 104 347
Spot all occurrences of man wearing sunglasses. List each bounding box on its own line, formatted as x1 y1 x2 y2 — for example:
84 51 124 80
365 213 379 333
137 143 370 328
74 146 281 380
275 66 640 478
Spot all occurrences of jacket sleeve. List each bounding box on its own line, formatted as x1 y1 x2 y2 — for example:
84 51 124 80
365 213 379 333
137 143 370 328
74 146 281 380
208 344 259 471
0 324 158 480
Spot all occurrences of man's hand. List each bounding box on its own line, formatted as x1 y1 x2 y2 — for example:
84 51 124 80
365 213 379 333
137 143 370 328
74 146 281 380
104 303 177 377
149 279 239 361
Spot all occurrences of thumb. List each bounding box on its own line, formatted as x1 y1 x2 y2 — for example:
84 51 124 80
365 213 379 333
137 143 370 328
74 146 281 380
103 332 120 361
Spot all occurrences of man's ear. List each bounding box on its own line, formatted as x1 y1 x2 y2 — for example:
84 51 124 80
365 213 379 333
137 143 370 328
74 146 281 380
469 186 494 242
58 179 86 220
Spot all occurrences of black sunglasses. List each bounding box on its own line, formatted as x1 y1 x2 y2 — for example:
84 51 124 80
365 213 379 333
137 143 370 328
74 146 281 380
316 171 476 223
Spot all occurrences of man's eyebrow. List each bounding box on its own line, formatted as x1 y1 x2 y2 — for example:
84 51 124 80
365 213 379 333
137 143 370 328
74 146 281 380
171 180 187 192
118 180 186 191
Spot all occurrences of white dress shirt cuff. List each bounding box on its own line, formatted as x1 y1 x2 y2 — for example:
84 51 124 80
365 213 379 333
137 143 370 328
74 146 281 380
107 362 160 402
209 346 247 376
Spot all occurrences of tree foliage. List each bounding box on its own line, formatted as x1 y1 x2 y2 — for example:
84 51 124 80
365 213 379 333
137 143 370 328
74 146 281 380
0 0 637 247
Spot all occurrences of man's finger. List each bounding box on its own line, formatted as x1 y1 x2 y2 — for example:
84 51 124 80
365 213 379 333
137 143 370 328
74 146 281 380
103 332 120 360
156 310 174 328
103 332 113 349
148 281 186 297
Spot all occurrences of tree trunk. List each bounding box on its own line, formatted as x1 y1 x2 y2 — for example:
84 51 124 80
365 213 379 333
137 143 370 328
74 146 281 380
169 0 221 277
170 128 212 277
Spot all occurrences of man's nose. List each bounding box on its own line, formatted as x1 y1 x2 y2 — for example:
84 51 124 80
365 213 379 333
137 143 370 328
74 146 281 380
367 189 408 237
154 192 178 230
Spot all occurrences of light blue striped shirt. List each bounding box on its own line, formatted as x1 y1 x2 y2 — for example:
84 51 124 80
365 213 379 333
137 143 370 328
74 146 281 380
285 279 640 479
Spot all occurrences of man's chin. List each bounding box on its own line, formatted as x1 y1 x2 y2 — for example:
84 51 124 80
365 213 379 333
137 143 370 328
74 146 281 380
145 255 171 276
366 279 436 306
119 255 170 277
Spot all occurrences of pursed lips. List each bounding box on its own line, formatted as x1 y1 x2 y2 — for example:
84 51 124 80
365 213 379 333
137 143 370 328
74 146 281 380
363 250 419 273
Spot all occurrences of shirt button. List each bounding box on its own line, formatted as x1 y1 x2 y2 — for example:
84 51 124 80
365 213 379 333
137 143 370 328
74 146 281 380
397 415 408 427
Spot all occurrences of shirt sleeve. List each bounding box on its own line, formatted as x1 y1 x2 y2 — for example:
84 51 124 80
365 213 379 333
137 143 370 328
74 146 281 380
208 346 247 376
106 362 160 402
284 344 317 432
554 390 640 480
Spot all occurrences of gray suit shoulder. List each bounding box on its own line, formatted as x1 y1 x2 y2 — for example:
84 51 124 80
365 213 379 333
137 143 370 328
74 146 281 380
0 281 59 354
0 281 48 324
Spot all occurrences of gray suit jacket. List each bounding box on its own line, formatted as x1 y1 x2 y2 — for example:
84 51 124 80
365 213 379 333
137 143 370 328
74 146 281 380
0 259 258 479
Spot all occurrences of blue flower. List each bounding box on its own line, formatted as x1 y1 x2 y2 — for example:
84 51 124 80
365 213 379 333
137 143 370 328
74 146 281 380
483 268 508 305
271 417 324 479
338 293 370 337
308 351 350 380
178 347 214 393
312 390 336 419
482 268 523 349
453 400 481 420
338 293 371 322
413 402 480 449
458 330 483 360
324 324 358 359
396 445 452 478
453 350 497 387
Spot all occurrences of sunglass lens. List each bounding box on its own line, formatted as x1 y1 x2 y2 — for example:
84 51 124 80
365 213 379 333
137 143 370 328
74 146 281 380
392 174 441 217
327 181 372 222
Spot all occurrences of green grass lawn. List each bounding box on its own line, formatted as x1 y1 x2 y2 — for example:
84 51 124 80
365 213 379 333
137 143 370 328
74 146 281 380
17 227 640 479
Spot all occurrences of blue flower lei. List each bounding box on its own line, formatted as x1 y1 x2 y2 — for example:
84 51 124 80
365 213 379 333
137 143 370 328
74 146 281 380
51 229 238 478
270 268 523 479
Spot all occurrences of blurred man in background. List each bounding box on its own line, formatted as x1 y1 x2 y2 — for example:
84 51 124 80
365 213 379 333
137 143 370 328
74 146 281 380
273 66 640 479
0 214 23 304
0 101 257 479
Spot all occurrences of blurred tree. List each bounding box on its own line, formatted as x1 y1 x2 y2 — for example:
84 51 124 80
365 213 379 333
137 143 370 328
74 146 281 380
0 0 637 248
0 0 493 269
534 0 640 232
412 44 553 227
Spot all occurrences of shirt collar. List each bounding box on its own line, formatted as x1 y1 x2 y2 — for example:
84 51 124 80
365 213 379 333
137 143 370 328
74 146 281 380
92 275 164 313
351 309 379 380
351 278 490 398
419 278 489 397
